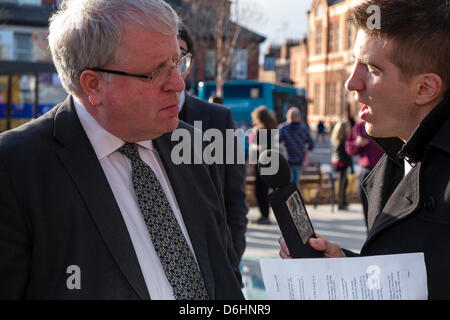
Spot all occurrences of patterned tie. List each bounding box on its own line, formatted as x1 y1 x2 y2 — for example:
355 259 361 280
119 143 209 300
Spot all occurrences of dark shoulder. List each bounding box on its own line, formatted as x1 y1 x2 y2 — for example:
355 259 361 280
0 105 59 158
186 94 232 117
176 119 196 134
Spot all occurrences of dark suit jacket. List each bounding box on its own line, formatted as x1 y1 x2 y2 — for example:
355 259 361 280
0 96 244 300
179 93 248 261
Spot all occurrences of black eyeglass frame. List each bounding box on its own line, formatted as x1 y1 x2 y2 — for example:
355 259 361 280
89 52 192 84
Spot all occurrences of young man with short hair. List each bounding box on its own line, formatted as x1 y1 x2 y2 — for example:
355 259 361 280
280 0 450 299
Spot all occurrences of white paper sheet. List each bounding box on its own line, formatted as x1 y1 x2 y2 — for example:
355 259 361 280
260 253 427 300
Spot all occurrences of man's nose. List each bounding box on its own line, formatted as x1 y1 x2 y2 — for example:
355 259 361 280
345 64 365 92
164 67 185 92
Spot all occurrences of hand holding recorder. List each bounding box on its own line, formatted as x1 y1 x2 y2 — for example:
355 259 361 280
257 149 323 258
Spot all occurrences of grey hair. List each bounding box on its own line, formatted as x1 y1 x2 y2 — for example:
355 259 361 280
48 0 180 95
286 107 301 123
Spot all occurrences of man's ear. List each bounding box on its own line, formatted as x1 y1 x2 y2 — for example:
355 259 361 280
414 73 442 105
79 70 103 106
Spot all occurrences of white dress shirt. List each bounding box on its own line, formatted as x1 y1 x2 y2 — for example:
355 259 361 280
73 98 195 300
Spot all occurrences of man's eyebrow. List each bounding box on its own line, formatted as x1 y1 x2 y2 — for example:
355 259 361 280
356 55 383 71
366 60 383 71
152 51 182 70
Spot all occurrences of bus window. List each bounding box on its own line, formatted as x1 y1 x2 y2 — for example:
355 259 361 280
273 90 308 126
224 84 263 99
273 91 289 124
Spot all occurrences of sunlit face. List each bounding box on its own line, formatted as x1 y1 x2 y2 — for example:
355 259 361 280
95 24 185 142
345 30 417 140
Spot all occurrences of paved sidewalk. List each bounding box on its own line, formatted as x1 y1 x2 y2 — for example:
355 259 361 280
240 203 368 299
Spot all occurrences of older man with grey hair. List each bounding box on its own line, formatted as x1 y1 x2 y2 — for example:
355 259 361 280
0 0 243 300
279 107 314 186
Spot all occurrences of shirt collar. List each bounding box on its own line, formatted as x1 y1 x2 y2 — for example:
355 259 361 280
73 97 153 160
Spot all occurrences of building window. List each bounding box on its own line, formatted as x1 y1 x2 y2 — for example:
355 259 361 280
326 82 337 116
14 33 32 61
314 83 321 115
328 23 334 53
347 21 354 50
315 25 322 55
331 82 337 115
335 22 340 52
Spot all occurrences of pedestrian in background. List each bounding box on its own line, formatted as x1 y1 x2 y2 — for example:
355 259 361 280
345 121 383 224
316 120 326 143
249 106 278 224
279 107 314 186
330 121 352 210
208 94 224 104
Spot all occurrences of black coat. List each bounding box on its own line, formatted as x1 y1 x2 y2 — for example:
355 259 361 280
351 93 450 299
0 96 244 299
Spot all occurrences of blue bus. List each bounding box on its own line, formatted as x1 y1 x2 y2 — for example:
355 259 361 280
197 80 307 129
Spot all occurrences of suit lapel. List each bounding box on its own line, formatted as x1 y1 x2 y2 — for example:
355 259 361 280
153 132 216 298
53 97 149 299
362 158 422 252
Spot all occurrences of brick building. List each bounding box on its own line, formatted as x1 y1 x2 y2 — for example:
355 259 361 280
290 0 358 129
176 0 265 92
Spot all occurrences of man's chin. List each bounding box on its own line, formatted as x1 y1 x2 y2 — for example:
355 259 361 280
365 123 393 139
165 117 179 133
364 122 380 138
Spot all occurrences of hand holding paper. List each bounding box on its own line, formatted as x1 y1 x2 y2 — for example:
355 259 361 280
260 253 428 300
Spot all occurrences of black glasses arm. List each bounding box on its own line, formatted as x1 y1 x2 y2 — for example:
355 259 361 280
89 68 152 80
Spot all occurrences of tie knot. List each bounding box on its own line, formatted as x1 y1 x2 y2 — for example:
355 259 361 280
118 143 140 161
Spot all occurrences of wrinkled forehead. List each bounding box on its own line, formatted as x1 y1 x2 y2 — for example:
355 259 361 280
114 22 180 63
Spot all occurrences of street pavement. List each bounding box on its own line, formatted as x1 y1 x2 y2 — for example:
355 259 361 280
240 136 368 300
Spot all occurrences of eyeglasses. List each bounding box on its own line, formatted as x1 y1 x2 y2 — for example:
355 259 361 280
89 53 192 86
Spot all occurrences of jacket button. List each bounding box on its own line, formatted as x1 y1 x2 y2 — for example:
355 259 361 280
424 196 435 210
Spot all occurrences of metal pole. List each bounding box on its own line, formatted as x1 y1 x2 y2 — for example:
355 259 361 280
34 73 39 119
6 75 12 131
